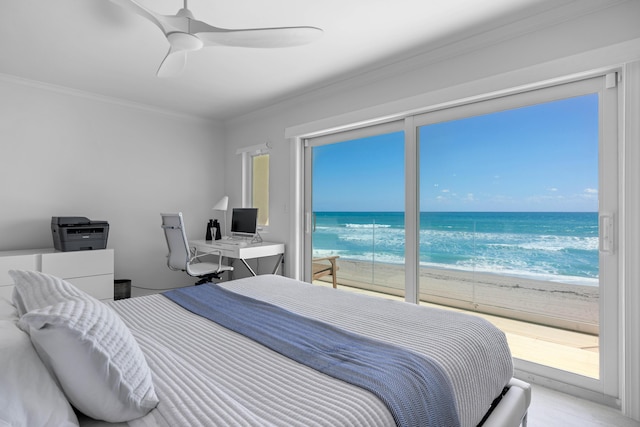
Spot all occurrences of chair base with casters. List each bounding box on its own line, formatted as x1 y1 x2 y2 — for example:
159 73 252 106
312 256 339 288
187 253 229 285
161 212 233 285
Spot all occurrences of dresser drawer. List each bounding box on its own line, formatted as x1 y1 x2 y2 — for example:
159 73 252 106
66 275 114 301
41 249 114 278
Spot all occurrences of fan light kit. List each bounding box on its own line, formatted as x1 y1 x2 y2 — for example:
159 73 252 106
110 0 323 77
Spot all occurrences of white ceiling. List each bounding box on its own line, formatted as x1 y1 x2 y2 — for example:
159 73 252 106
0 0 613 120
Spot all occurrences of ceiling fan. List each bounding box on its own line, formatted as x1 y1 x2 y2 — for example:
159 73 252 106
110 0 323 77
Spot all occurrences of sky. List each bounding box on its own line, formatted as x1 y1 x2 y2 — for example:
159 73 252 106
312 94 599 212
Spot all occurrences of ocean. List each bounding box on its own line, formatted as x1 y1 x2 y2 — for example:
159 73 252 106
312 211 599 286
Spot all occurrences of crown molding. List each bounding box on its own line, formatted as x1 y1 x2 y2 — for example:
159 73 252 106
0 72 222 126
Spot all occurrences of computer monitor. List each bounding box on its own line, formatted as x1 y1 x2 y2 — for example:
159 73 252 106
230 208 258 237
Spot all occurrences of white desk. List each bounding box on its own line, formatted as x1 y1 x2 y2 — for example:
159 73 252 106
191 240 284 276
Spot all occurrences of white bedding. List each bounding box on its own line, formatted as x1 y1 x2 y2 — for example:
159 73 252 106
106 275 514 427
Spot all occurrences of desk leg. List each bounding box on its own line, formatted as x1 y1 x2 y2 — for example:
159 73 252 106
240 259 257 276
271 254 284 275
239 254 284 276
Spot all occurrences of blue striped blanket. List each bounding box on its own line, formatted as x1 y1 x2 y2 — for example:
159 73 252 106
164 284 460 427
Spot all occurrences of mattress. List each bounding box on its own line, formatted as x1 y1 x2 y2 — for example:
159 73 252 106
106 275 514 427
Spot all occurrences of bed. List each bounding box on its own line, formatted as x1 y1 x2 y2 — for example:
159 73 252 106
1 271 530 427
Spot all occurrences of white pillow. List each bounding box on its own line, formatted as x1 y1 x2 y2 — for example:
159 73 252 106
0 318 78 427
19 297 159 422
9 270 87 316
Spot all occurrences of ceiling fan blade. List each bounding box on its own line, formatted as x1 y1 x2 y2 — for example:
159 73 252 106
110 0 164 31
157 48 188 78
195 25 323 48
110 0 186 34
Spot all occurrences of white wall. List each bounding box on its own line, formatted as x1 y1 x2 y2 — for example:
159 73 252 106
0 77 226 292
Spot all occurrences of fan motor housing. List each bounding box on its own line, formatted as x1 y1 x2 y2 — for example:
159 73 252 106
167 32 203 51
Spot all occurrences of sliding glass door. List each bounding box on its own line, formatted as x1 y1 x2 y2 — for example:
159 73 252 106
303 73 619 396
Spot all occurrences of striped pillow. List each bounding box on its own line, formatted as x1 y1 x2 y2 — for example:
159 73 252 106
9 270 86 317
17 282 158 422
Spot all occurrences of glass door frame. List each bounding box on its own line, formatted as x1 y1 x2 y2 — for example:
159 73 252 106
295 71 621 403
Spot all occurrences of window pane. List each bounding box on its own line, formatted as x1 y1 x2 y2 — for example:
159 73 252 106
419 94 600 378
252 154 269 226
311 131 405 297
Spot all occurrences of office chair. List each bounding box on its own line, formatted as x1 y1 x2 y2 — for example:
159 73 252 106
161 212 233 285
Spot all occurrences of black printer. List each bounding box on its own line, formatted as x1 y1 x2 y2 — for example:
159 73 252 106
51 217 109 252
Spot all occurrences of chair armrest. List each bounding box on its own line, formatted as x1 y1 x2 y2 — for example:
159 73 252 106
189 247 232 273
189 247 222 263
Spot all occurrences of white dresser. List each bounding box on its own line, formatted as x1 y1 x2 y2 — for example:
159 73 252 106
0 248 114 301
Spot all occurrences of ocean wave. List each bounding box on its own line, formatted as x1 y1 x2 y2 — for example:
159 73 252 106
313 250 406 266
344 223 392 229
421 230 598 252
488 238 598 252
424 260 599 287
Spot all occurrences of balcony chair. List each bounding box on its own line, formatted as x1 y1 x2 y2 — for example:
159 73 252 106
312 256 340 288
161 212 233 285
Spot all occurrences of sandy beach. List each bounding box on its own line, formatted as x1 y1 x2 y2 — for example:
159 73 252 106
329 259 599 335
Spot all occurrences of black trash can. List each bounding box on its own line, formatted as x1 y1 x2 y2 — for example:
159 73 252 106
114 279 131 300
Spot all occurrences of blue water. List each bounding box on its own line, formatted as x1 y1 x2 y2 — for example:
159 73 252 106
313 212 599 286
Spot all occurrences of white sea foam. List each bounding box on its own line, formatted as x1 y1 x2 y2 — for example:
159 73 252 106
344 223 392 229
